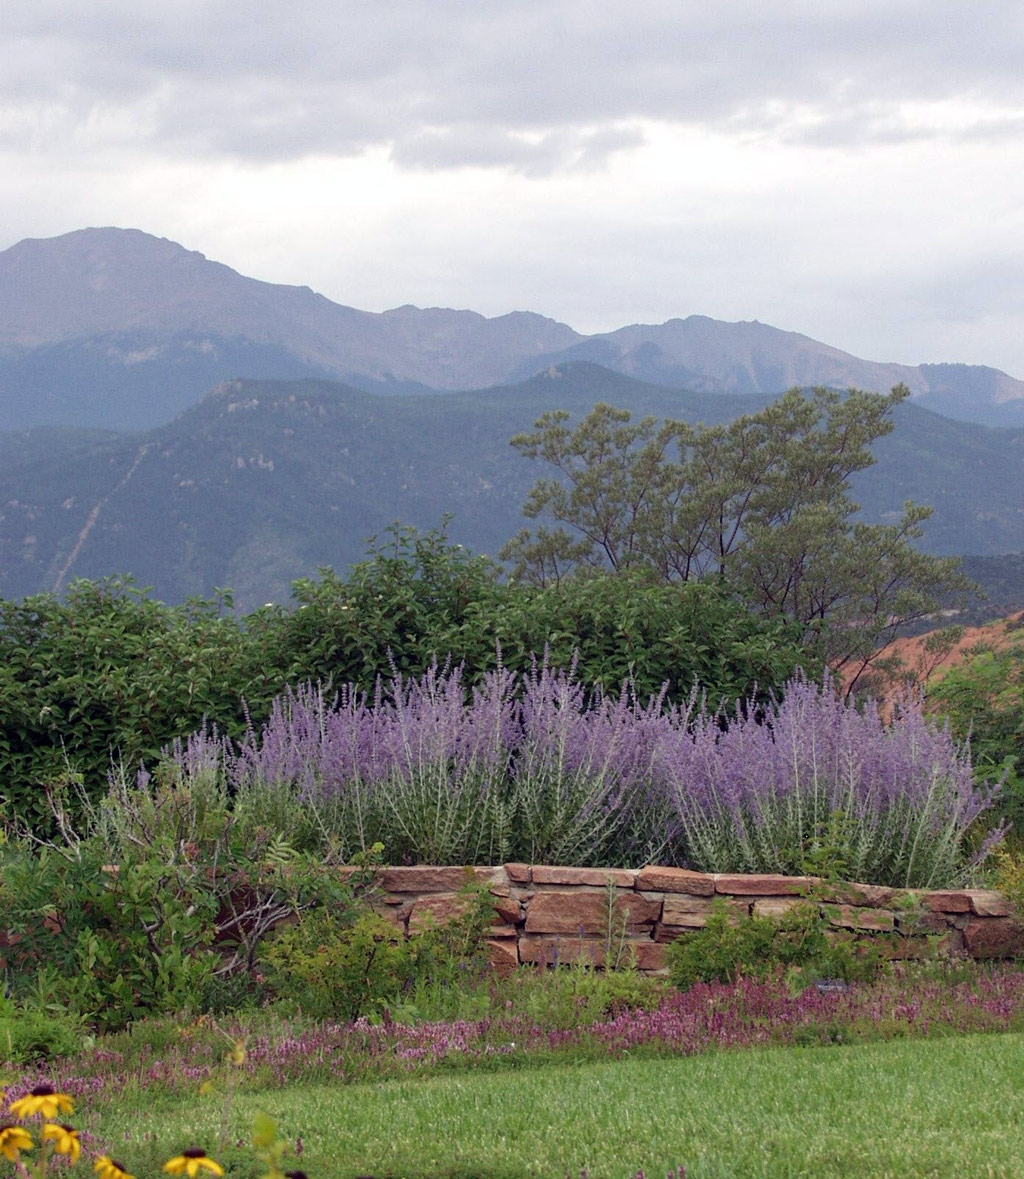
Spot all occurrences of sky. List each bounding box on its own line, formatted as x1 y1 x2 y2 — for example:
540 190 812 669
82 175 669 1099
4 1 1024 376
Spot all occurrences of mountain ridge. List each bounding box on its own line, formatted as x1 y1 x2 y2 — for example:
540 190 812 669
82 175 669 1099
2 227 1023 430
1 362 1021 610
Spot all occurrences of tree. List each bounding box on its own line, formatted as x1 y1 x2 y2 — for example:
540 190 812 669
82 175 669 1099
500 386 971 685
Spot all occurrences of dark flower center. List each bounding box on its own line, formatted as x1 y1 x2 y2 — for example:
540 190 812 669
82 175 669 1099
183 1149 207 1159
30 1085 55 1097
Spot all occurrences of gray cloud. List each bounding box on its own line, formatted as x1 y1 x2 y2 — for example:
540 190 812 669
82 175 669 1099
4 2 1024 170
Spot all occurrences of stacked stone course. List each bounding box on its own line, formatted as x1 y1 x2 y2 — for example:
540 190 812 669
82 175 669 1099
371 864 1024 974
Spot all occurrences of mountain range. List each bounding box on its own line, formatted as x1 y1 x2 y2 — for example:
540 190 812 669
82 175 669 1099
3 227 1024 430
1 362 1022 611
1 226 1023 609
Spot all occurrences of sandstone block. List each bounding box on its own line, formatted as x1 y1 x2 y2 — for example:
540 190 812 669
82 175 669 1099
662 895 714 924
516 934 663 971
752 897 806 919
817 882 896 908
504 862 532 884
635 867 714 896
490 894 524 925
523 890 660 934
922 891 973 914
869 934 947 961
485 938 520 976
518 935 605 967
531 866 636 887
379 866 499 893
656 896 748 936
965 890 1015 918
963 917 1024 959
407 892 520 936
623 940 668 972
407 893 474 932
894 910 950 935
714 874 815 896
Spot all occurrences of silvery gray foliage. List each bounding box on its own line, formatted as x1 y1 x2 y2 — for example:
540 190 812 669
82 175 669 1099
167 666 1000 885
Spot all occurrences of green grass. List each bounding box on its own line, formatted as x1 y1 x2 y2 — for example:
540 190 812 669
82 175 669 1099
94 1032 1024 1179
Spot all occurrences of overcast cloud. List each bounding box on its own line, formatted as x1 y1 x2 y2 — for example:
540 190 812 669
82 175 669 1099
3 2 1024 374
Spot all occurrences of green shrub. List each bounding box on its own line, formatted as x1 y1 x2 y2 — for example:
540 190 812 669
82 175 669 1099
665 901 880 991
927 643 1024 841
0 769 372 1030
510 963 666 1029
259 879 494 1022
0 1004 83 1063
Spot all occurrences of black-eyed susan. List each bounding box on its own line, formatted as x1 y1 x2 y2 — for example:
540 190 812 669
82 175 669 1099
0 1123 34 1161
8 1084 75 1120
42 1122 81 1164
163 1148 225 1178
94 1155 135 1179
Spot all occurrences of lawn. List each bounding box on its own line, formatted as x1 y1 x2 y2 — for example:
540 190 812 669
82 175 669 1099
91 1031 1024 1179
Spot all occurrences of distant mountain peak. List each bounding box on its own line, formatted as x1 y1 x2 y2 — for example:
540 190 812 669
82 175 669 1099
1 226 1023 430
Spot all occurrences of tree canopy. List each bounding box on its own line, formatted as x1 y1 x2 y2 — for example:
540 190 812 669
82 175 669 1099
500 385 971 684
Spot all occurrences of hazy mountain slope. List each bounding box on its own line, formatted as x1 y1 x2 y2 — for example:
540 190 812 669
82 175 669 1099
0 363 1021 610
526 318 1024 427
2 228 1024 430
0 228 582 428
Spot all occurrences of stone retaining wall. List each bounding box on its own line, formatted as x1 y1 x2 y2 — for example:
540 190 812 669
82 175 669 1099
371 864 1024 974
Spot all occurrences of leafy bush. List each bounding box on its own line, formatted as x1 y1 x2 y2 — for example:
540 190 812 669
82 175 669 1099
0 576 281 828
927 641 1024 840
0 767 372 1030
512 963 666 1028
277 524 810 712
258 878 494 1021
0 1001 83 1063
665 901 878 991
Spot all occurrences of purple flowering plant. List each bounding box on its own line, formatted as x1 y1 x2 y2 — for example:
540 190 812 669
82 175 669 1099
166 664 1001 887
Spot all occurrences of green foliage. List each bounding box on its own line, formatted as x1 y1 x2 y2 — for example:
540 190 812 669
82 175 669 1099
994 849 1024 917
0 768 370 1030
501 388 972 684
0 525 810 824
258 878 494 1022
278 523 807 709
0 1000 83 1063
0 576 282 827
0 836 215 1029
509 962 666 1029
928 640 1024 836
664 901 880 991
279 519 505 687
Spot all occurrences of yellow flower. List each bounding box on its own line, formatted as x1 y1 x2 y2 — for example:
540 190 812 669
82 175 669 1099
42 1122 81 1164
8 1084 75 1120
94 1155 135 1179
163 1148 225 1178
0 1123 34 1161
